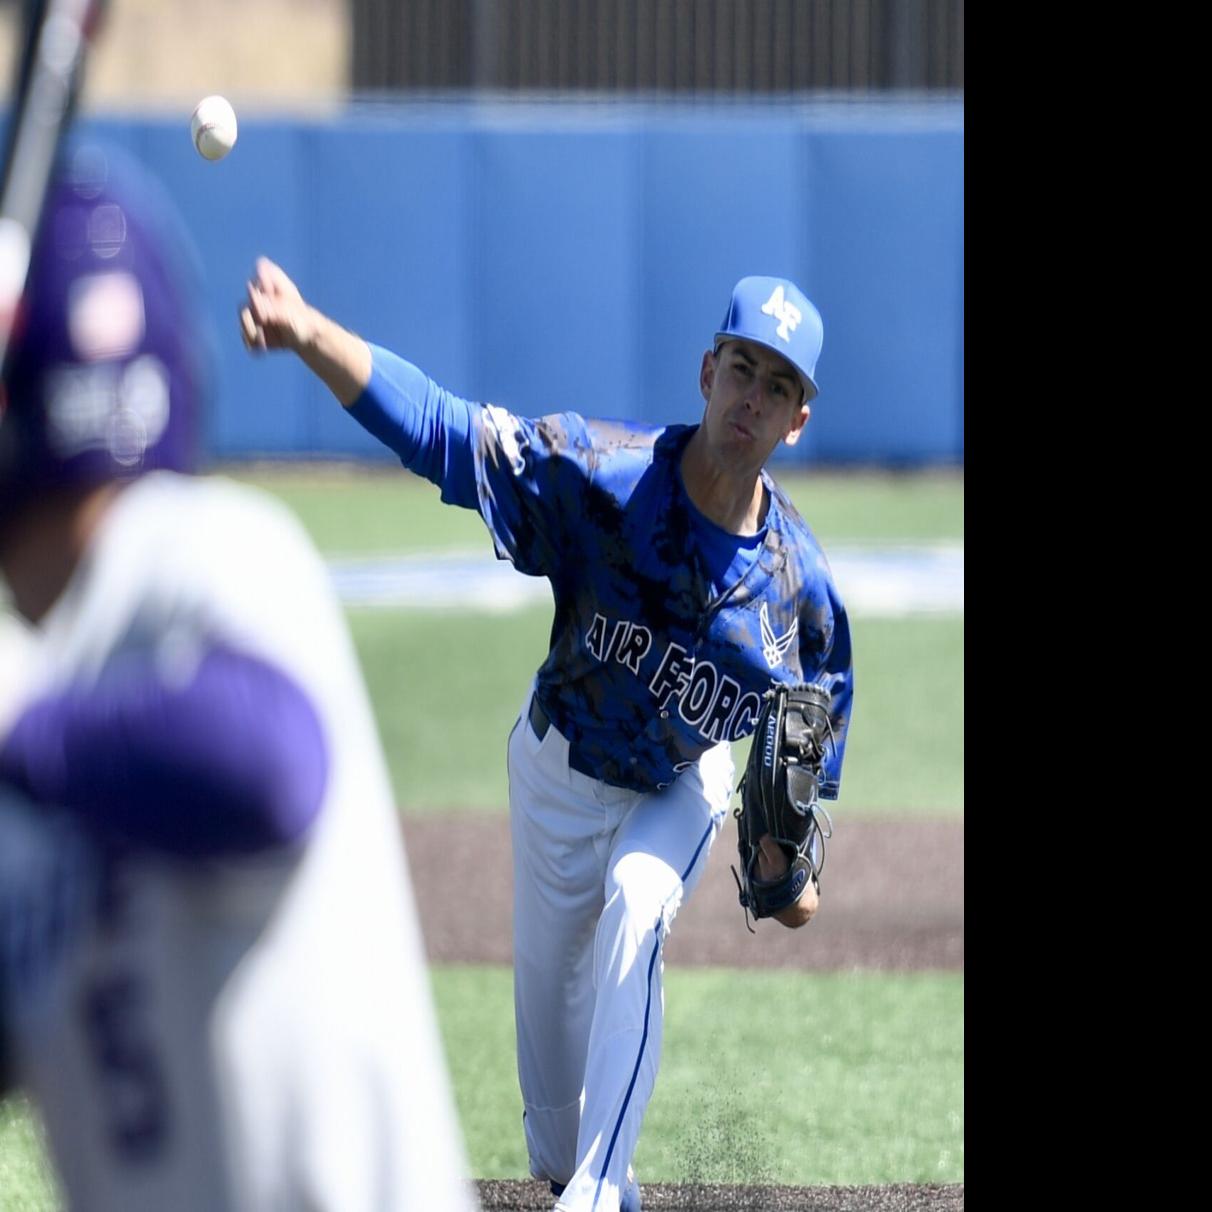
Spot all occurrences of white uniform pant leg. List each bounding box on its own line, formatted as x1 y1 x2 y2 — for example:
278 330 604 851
507 697 613 1187
556 742 734 1212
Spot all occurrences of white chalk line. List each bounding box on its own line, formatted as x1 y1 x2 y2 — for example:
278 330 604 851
327 543 964 619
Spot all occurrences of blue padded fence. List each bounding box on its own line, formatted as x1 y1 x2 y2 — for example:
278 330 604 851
64 98 963 465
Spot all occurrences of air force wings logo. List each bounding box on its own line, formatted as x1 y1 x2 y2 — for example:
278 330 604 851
760 602 797 669
761 285 802 343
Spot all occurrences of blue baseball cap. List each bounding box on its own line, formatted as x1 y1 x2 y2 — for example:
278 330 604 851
714 275 823 403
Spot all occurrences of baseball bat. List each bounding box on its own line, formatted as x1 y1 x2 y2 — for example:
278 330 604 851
0 0 110 372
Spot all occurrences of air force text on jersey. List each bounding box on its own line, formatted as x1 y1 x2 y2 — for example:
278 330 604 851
585 611 763 747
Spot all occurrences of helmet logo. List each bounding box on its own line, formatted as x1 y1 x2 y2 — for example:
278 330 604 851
46 355 170 467
68 272 145 362
760 285 801 343
87 204 128 261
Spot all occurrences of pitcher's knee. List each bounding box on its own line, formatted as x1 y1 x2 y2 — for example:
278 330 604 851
602 853 682 951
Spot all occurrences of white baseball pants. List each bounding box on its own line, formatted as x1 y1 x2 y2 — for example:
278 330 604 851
507 687 733 1212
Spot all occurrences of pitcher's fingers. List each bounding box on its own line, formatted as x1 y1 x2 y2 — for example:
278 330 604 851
239 306 265 351
756 834 789 879
245 281 279 327
255 256 295 298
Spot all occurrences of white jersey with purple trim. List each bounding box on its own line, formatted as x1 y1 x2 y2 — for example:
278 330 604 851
0 472 477 1212
0 609 36 735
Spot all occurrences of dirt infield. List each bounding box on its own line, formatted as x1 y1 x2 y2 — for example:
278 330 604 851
408 813 964 1211
403 815 963 971
477 1179 965 1211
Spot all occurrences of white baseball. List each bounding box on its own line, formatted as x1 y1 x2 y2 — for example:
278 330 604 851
190 95 238 162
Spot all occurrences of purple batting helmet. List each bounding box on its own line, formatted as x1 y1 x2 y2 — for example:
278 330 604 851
0 142 212 529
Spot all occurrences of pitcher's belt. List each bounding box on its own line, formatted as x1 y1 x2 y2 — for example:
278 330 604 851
528 695 608 783
529 695 668 791
527 693 552 743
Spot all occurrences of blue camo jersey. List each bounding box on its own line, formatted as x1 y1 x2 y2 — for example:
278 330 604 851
350 346 853 796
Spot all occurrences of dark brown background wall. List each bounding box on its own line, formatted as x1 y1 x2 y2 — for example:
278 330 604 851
352 0 964 94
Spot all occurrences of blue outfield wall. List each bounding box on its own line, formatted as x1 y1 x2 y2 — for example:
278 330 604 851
68 99 963 465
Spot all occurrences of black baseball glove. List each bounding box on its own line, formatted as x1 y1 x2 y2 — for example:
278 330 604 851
732 683 835 929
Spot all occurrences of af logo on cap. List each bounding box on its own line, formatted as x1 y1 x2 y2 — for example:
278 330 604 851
760 285 802 342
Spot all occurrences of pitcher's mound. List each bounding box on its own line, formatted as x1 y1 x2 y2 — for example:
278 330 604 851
476 1178 964 1211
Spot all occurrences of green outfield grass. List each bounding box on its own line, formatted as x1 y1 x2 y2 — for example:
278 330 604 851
228 463 492 554
224 463 965 815
0 966 963 1204
226 465 964 552
348 608 963 815
435 965 963 1186
0 1099 58 1212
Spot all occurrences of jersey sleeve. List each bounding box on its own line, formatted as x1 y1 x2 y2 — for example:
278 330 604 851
462 403 594 578
345 345 478 507
0 642 328 857
346 343 592 579
0 480 351 859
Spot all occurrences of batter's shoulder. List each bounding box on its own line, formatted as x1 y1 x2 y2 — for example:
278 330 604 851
109 472 330 612
131 471 313 552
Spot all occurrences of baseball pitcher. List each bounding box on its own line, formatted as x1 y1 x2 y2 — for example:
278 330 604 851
241 262 853 1212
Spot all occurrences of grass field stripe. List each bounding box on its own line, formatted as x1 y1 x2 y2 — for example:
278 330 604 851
325 543 964 617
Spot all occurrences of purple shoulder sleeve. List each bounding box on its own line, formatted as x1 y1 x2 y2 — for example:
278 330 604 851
0 643 329 858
